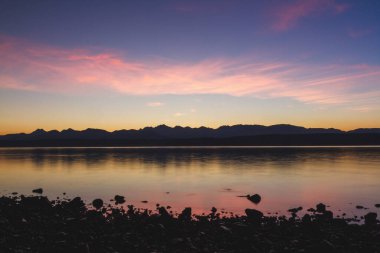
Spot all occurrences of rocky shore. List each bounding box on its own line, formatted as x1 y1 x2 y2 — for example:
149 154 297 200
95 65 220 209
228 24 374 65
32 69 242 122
1 193 379 253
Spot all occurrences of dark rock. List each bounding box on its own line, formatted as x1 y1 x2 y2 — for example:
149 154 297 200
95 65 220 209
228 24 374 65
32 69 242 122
364 212 377 226
316 203 326 213
92 199 103 209
32 188 43 194
1 194 380 252
220 225 232 233
21 196 52 210
114 195 125 204
247 194 261 204
288 207 303 213
67 197 85 211
323 210 334 220
302 214 311 223
356 205 364 209
158 206 171 218
375 204 380 208
179 207 192 221
245 209 263 223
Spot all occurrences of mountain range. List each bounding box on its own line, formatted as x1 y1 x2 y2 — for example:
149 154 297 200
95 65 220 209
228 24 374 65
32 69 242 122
1 124 379 146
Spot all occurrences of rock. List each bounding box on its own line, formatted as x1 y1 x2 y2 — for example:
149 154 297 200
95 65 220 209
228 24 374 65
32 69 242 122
220 225 232 233
364 212 377 226
245 208 263 223
141 200 148 203
179 207 192 221
114 195 125 204
211 207 217 213
356 205 364 209
32 188 43 194
67 197 85 211
288 207 303 213
92 199 103 209
316 203 326 213
247 194 261 204
158 206 171 218
323 210 334 220
302 214 311 223
375 204 380 208
21 196 52 210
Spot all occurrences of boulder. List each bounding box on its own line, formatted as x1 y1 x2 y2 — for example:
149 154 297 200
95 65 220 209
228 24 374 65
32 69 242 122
302 214 311 223
179 207 192 221
67 197 85 212
32 188 43 194
114 195 125 204
158 206 171 218
316 203 326 213
245 208 263 223
92 199 103 209
288 207 303 213
323 210 334 220
364 212 377 226
247 194 261 204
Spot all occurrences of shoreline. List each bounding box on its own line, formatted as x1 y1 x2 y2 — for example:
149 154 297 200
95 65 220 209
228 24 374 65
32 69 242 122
1 193 379 252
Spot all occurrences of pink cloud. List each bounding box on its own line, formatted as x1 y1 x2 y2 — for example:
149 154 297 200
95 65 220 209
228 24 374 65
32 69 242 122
146 102 164 107
271 0 349 31
1 35 379 107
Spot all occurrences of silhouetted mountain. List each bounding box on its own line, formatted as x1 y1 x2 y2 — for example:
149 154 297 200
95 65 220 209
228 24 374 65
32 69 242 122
0 124 379 146
348 128 380 134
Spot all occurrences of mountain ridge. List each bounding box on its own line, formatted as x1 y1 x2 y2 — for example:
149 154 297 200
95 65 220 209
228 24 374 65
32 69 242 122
1 124 380 142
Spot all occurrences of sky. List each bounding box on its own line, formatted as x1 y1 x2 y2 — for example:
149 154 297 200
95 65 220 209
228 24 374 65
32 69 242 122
0 0 379 134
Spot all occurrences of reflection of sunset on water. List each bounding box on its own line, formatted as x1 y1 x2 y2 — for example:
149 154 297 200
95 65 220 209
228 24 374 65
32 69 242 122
1 147 379 217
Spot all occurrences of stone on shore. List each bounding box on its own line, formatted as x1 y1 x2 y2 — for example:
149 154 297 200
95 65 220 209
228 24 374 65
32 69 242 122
364 212 378 226
114 195 125 204
288 207 303 213
316 203 326 213
178 207 192 221
92 198 103 209
245 208 263 223
32 188 43 194
247 194 261 204
158 206 170 219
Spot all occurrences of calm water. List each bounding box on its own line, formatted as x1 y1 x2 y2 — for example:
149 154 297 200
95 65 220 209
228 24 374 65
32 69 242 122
1 147 380 217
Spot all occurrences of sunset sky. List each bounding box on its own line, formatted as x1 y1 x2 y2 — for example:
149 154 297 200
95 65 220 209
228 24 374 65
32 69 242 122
1 0 379 134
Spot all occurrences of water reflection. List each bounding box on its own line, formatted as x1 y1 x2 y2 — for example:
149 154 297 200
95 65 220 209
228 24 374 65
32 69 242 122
0 147 379 217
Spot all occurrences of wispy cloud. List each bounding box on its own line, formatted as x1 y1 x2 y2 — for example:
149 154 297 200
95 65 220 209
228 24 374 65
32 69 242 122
271 0 349 31
174 112 184 117
146 102 164 107
1 35 379 109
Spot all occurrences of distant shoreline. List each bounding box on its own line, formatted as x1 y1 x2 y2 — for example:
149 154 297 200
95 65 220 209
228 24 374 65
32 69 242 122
3 145 380 148
1 133 380 147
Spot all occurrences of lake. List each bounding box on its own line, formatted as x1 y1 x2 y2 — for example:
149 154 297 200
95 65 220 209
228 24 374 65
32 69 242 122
1 147 379 217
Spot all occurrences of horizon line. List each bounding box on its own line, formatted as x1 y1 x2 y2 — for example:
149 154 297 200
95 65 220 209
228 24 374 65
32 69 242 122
2 123 379 136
